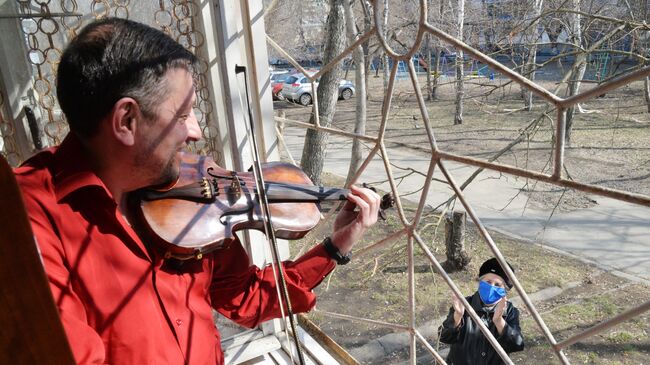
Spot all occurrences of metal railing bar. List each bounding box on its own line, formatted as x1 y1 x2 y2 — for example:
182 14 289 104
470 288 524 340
274 124 297 166
313 309 411 331
273 116 377 143
436 150 650 208
554 299 650 350
411 154 438 228
263 3 650 363
378 142 413 228
422 23 562 106
406 55 439 152
373 0 427 60
372 65 416 226
436 159 570 364
346 143 381 186
313 28 376 80
265 36 314 79
402 59 444 229
411 230 515 365
407 235 417 365
559 65 650 108
414 330 448 365
375 60 400 142
311 80 321 128
355 228 407 259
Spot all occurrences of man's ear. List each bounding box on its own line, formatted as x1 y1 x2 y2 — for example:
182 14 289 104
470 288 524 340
109 97 140 146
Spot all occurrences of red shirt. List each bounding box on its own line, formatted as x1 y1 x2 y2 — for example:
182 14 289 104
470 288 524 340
14 135 335 364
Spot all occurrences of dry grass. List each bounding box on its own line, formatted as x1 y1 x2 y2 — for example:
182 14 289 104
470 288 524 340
290 192 650 364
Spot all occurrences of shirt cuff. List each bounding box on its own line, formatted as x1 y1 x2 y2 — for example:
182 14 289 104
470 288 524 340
290 243 337 289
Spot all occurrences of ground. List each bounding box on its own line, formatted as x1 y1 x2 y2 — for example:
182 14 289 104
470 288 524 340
275 72 650 364
291 187 649 365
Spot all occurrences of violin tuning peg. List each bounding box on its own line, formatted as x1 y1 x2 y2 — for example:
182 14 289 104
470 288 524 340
362 182 377 193
380 192 395 210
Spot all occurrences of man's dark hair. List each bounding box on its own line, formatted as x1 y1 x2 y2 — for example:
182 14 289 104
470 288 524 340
56 17 197 138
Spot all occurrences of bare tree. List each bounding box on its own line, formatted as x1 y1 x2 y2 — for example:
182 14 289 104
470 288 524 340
640 0 650 113
359 0 374 103
430 0 446 100
523 0 545 111
424 32 433 101
344 0 368 185
564 0 587 144
264 2 325 64
624 0 650 113
454 0 465 125
383 0 390 93
645 77 650 113
300 0 347 184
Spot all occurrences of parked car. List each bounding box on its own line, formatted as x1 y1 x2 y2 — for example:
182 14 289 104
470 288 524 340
270 71 290 100
281 71 355 106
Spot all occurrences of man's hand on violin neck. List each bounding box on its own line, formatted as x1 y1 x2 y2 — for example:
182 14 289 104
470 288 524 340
331 185 381 255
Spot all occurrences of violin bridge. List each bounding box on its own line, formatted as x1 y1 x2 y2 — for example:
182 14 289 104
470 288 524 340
229 172 242 200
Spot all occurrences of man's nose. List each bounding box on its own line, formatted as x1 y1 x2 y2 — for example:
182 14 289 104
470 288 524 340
185 111 202 142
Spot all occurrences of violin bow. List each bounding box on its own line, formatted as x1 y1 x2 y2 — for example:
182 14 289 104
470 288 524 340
235 64 307 365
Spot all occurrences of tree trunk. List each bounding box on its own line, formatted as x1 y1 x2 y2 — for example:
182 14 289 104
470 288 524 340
382 0 389 93
360 0 372 100
643 76 650 113
300 0 346 184
431 0 444 100
564 0 585 145
343 0 367 185
523 0 544 111
425 32 432 101
643 0 650 113
444 211 470 272
454 0 465 125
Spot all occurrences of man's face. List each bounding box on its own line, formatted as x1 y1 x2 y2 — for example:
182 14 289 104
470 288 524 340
135 67 201 187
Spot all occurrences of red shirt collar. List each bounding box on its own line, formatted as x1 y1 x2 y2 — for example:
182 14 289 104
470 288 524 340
53 133 115 203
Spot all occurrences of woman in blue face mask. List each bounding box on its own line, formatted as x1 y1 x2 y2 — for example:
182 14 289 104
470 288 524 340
439 258 525 364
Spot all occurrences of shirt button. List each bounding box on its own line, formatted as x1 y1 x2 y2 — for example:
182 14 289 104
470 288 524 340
481 352 486 357
176 319 183 326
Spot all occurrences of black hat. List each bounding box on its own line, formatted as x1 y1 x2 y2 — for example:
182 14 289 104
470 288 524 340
479 258 514 289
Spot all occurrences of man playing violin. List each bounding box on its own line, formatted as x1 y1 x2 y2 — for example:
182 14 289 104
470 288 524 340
14 18 381 364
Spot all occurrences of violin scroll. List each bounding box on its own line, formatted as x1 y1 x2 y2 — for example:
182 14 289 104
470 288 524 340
362 183 395 221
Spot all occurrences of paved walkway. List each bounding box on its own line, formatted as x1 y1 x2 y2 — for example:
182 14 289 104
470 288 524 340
281 126 650 282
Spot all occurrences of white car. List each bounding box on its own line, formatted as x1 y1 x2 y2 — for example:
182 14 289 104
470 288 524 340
281 72 355 106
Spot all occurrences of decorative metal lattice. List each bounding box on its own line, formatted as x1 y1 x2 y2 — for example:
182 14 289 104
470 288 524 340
263 0 650 364
0 79 21 166
2 0 221 165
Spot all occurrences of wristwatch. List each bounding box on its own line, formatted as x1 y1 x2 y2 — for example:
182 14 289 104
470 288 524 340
322 237 351 265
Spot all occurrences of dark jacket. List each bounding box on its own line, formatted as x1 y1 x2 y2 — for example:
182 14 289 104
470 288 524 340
439 292 524 365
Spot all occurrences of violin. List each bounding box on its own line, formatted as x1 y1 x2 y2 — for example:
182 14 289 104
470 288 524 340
128 152 394 260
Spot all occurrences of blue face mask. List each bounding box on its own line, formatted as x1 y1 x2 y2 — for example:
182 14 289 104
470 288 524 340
478 280 507 305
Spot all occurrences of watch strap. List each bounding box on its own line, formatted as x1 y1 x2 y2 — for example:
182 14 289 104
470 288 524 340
322 237 351 265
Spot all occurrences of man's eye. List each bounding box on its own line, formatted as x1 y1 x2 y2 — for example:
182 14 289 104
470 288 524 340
178 115 189 123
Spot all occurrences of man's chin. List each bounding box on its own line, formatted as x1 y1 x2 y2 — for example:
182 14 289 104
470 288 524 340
149 159 180 189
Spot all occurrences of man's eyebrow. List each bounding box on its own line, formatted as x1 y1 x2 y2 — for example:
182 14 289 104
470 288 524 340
171 88 196 118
